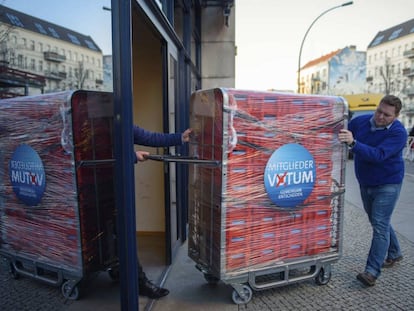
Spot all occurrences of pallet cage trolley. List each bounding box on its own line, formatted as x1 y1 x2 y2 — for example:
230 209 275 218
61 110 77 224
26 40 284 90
188 88 348 304
0 90 119 300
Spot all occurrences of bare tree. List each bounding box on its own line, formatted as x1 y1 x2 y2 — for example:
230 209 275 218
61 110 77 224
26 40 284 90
0 18 15 63
74 61 88 89
379 57 393 95
378 57 407 96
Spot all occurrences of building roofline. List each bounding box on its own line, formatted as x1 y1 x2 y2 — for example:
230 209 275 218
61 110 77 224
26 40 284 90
0 4 102 53
368 18 414 48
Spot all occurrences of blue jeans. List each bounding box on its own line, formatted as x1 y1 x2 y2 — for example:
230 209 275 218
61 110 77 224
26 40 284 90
360 183 402 278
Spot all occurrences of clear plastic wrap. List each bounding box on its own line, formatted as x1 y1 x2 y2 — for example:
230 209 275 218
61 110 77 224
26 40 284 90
188 88 347 278
0 90 117 277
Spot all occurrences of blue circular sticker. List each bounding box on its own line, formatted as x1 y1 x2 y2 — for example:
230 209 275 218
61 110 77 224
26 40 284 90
264 143 316 208
9 144 46 206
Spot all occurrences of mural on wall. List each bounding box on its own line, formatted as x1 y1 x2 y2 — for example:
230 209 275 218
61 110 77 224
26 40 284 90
329 47 366 95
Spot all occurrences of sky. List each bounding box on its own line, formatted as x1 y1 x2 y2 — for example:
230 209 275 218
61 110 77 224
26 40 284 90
3 0 414 92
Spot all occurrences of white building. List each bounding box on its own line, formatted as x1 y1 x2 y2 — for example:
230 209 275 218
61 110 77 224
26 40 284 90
299 46 366 96
0 4 104 97
366 18 414 129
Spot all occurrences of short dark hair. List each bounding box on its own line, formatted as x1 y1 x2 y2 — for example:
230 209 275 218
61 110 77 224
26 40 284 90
380 95 402 115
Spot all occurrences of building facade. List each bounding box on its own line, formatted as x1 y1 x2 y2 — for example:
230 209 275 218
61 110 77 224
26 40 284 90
299 46 366 96
0 4 104 98
300 19 414 129
366 18 414 129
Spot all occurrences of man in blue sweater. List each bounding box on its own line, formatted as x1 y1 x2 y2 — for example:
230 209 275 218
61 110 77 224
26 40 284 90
339 95 407 287
133 125 192 298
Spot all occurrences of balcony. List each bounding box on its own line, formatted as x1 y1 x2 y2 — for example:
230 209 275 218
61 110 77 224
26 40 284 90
0 65 45 88
406 87 414 97
366 76 373 82
403 49 414 58
44 71 67 80
402 67 414 77
404 105 414 116
44 51 66 62
95 79 103 85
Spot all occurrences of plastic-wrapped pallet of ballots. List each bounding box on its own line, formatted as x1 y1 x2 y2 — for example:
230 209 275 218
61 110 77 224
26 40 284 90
0 90 118 299
187 88 347 304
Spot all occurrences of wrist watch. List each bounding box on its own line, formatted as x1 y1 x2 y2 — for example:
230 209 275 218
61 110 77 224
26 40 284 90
348 140 356 148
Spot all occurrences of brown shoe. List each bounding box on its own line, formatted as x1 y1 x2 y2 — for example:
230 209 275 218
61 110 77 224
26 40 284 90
356 272 376 286
382 256 403 268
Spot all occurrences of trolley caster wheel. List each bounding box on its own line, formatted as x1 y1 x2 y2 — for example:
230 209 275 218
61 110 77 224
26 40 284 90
203 273 219 285
61 280 80 300
108 267 120 281
315 266 331 285
232 284 253 304
9 263 19 279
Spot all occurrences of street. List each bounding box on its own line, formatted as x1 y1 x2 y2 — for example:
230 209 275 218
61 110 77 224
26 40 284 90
346 159 414 243
1 160 414 311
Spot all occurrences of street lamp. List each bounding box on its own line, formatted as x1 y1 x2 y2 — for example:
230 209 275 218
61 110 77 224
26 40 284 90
297 1 353 93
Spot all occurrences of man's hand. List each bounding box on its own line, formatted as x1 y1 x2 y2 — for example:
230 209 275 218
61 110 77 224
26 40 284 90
182 128 192 142
338 129 354 145
136 150 150 162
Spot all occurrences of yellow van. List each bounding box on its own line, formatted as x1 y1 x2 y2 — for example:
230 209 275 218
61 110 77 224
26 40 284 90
341 93 383 120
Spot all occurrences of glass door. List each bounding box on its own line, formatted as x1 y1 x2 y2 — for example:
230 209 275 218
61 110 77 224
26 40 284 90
165 47 181 263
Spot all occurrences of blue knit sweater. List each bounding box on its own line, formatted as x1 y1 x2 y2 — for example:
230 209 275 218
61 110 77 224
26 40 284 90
348 114 407 186
132 126 183 162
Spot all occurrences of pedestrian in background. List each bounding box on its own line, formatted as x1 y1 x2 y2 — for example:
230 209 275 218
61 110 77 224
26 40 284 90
339 95 407 287
133 125 192 299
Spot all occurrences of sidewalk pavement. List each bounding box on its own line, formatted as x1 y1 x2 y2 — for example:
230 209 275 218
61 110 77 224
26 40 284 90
151 160 414 311
1 160 413 310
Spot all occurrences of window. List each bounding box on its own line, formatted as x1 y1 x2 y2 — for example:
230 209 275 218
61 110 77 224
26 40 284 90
10 51 15 65
84 40 97 50
68 34 81 45
17 54 23 68
388 28 402 40
30 59 35 70
371 35 384 46
35 23 47 34
38 42 43 52
48 27 60 38
38 60 43 72
6 13 24 27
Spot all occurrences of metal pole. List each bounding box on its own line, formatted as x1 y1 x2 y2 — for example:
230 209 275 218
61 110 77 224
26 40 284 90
111 0 139 309
297 1 353 93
